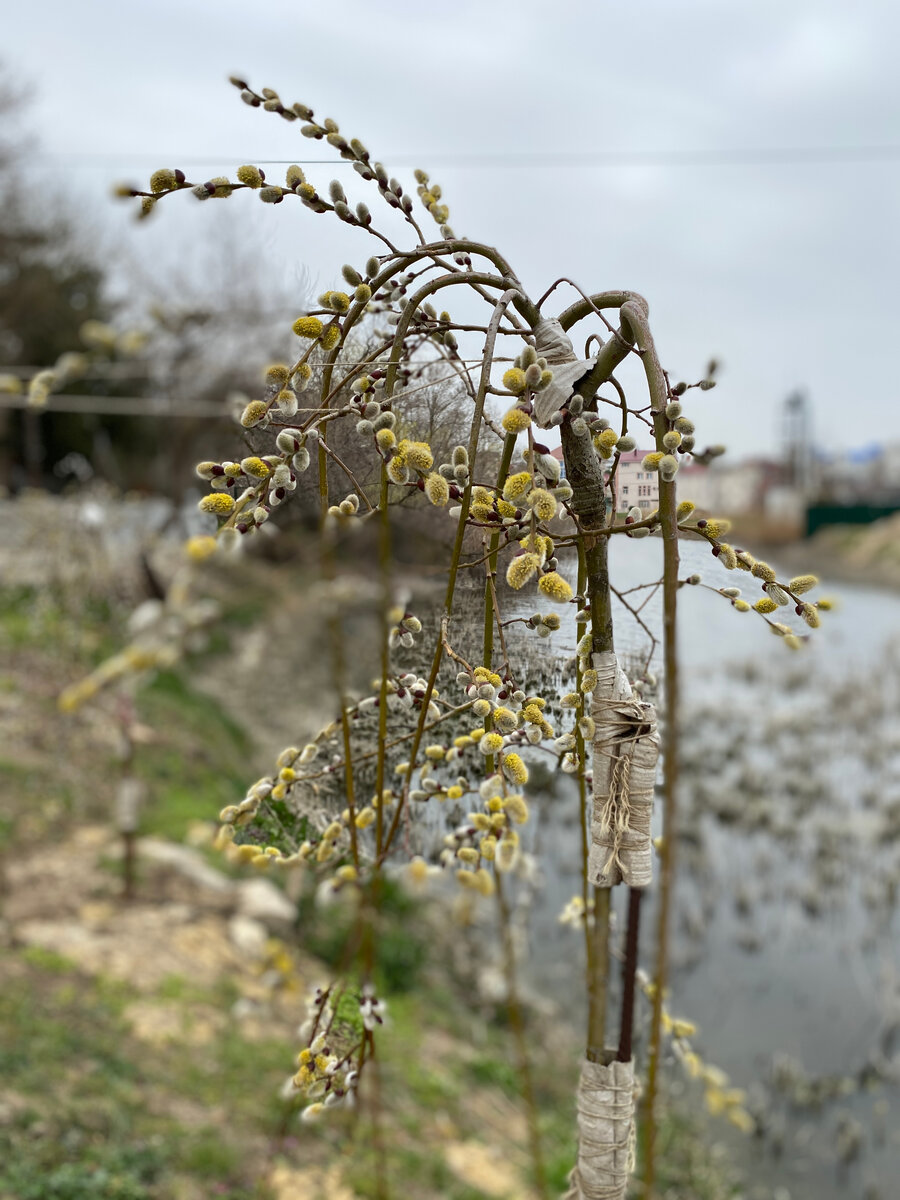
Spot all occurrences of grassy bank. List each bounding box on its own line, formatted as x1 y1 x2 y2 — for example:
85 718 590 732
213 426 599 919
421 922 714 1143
0 531 741 1199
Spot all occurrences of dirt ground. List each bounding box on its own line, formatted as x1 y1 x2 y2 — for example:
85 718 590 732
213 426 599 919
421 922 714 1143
1 823 540 1199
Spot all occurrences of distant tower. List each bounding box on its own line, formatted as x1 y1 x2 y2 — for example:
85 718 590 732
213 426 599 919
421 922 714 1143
782 389 813 497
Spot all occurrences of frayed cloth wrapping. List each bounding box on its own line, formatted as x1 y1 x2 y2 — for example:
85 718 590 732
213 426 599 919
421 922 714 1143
565 1056 636 1199
532 317 598 428
534 317 577 364
589 651 659 889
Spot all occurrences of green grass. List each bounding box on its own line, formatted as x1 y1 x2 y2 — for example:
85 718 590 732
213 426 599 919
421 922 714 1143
0 582 251 848
0 571 741 1200
0 578 256 845
0 756 78 839
0 856 741 1200
133 670 252 840
20 945 81 974
0 948 527 1200
464 1054 521 1097
1 1147 165 1200
0 957 284 1199
0 583 122 661
345 1144 494 1200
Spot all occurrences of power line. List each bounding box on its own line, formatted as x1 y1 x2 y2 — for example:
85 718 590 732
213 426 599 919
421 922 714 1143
0 393 227 418
32 145 900 170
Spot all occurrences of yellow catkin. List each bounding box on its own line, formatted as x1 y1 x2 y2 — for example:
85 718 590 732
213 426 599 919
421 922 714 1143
241 456 270 478
502 795 529 824
185 535 218 561
750 561 777 583
502 367 527 395
150 168 177 193
506 553 541 589
702 519 731 539
293 316 324 339
529 489 557 521
789 574 819 594
479 732 504 755
501 407 531 434
397 440 434 471
537 572 573 602
237 164 263 188
240 400 269 428
424 473 450 506
198 493 235 515
473 868 495 896
502 471 532 502
502 753 528 784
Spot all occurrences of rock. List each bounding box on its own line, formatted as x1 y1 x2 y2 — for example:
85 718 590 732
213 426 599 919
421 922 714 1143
230 996 262 1022
444 1140 522 1198
16 910 244 991
135 838 235 895
78 901 117 927
268 1164 354 1200
236 878 296 931
228 914 268 959
124 999 225 1046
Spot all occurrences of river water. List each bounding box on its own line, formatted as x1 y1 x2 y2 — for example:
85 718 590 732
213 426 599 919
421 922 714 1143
506 536 900 1199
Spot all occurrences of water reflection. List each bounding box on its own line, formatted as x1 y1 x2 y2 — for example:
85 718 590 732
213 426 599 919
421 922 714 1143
509 537 900 1198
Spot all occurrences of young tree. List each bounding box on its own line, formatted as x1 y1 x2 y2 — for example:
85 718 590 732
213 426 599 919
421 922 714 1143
71 75 825 1198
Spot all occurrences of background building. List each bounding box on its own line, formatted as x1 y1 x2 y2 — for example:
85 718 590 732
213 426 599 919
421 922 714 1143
611 449 659 512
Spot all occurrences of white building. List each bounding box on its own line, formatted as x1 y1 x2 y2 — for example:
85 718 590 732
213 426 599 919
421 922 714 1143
611 449 659 511
549 446 659 512
678 459 782 516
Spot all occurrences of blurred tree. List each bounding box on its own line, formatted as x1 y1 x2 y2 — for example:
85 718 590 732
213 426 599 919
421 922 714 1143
0 70 318 494
0 67 112 486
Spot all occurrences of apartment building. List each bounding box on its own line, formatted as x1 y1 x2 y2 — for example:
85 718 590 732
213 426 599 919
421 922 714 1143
608 449 658 511
549 445 657 512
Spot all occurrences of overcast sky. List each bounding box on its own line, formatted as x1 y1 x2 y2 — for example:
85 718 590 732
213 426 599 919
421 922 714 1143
6 0 899 458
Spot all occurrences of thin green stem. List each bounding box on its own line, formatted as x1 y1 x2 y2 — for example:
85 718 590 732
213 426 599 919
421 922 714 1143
374 464 391 860
377 287 523 862
384 271 515 398
495 872 548 1200
616 302 680 1198
482 433 517 670
575 545 593 994
561 416 614 1061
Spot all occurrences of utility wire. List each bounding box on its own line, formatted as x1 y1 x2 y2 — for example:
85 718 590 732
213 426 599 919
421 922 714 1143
0 393 227 418
31 145 900 169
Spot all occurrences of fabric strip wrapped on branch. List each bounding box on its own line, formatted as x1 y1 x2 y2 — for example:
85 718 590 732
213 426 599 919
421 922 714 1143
589 651 659 889
565 1054 636 1200
531 317 598 429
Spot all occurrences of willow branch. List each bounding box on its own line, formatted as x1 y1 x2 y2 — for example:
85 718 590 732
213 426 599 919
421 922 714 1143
619 301 680 1199
377 287 523 862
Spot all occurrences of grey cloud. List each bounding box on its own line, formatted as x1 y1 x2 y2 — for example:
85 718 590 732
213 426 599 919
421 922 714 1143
4 0 898 457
